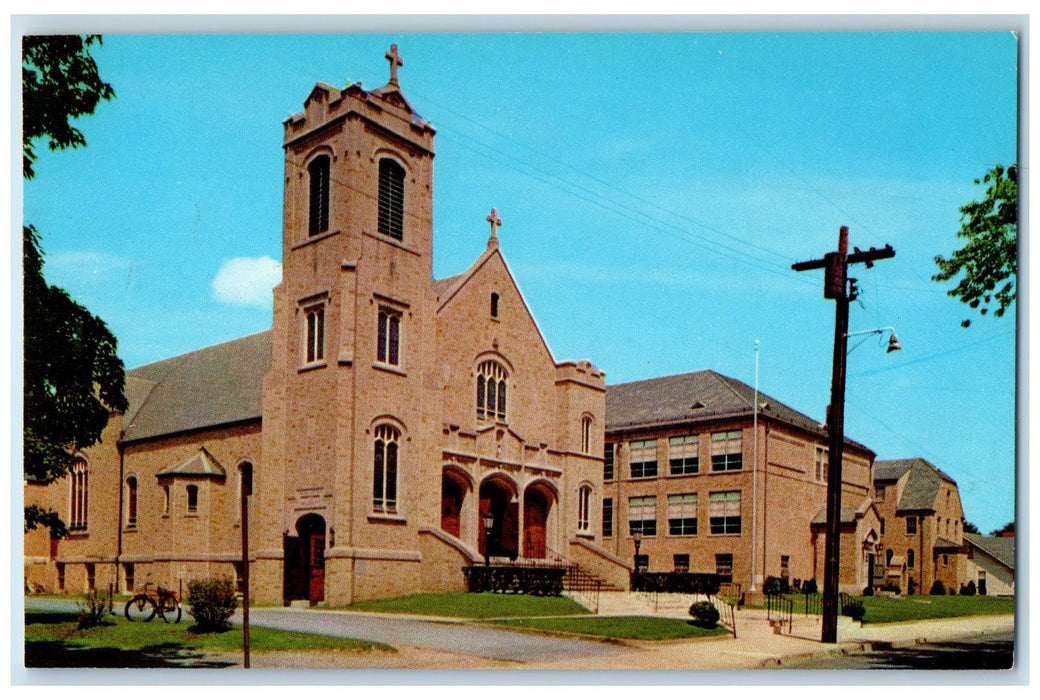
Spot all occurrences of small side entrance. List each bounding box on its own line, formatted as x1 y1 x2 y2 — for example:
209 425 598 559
283 513 326 605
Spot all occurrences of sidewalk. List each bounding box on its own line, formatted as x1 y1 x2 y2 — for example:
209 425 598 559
535 592 1016 670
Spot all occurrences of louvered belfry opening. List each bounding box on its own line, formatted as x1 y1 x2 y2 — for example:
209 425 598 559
307 155 330 236
377 157 405 240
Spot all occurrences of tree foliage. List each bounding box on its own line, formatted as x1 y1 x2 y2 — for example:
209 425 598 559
22 34 125 536
23 226 128 489
933 164 1017 327
963 521 980 534
22 34 114 180
990 521 1015 537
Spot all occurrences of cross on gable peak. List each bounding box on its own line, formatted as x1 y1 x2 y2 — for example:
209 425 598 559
486 207 502 248
385 44 404 86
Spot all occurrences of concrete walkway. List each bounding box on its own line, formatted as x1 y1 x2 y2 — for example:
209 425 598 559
541 592 1016 670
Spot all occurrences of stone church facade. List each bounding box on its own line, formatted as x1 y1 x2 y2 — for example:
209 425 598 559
24 47 624 605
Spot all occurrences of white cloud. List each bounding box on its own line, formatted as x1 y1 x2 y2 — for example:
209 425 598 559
211 256 282 307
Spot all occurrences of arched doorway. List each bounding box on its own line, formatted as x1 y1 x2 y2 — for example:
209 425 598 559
479 476 518 560
283 513 326 604
523 482 555 559
441 476 465 538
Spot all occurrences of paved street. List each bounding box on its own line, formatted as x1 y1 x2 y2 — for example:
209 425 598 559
234 607 631 664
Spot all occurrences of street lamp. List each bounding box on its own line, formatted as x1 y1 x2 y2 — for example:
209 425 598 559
847 327 902 355
632 529 643 572
481 511 495 568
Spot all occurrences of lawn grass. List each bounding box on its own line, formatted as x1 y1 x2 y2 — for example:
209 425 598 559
25 610 391 667
341 592 591 619
490 615 730 640
858 595 1015 624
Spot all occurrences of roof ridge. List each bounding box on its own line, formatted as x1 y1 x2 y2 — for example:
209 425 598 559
708 370 756 410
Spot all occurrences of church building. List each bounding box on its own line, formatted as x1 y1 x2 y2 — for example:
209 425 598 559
24 46 627 605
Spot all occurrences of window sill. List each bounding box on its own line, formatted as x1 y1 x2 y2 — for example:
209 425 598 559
185 512 200 518
666 471 700 478
373 362 407 377
708 532 742 537
298 360 328 374
628 475 660 481
291 229 341 250
575 531 595 540
363 230 420 256
368 512 407 525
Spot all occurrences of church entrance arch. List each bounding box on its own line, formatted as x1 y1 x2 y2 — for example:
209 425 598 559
441 468 472 539
523 482 556 560
283 513 326 605
478 475 518 560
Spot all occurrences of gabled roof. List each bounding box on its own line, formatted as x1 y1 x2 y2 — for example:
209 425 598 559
156 447 227 479
121 331 271 443
964 533 1016 571
605 369 872 453
874 458 957 513
434 241 557 365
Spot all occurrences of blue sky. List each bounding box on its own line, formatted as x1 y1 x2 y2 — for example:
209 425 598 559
19 28 1018 534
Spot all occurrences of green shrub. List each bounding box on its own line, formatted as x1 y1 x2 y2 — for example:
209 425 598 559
842 600 865 622
76 590 111 629
688 601 720 628
763 576 790 595
802 578 818 595
908 577 917 595
930 580 947 595
960 580 977 596
862 585 875 596
187 577 238 632
881 583 901 594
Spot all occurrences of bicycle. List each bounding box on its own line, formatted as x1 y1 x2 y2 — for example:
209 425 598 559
124 582 182 623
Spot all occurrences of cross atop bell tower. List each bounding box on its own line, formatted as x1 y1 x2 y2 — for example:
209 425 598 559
385 44 403 86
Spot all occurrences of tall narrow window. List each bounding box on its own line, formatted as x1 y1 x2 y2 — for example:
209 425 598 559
604 443 615 480
628 495 657 537
490 292 500 318
69 458 88 532
667 493 698 536
162 484 171 516
906 516 918 535
305 305 325 363
577 485 592 532
907 548 915 569
629 439 658 478
711 430 743 472
125 476 138 529
581 416 593 454
86 563 96 591
709 490 742 534
377 158 405 240
602 497 614 537
373 424 400 513
669 435 699 475
477 360 508 420
308 155 330 236
815 447 829 482
377 308 401 366
124 563 135 593
186 485 199 514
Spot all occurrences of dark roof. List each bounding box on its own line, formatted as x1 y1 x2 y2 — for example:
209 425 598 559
964 533 1016 571
874 458 957 512
605 370 872 453
121 331 271 443
811 506 860 526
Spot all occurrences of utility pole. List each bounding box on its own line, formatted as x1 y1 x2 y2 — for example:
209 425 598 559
240 463 253 668
792 226 894 643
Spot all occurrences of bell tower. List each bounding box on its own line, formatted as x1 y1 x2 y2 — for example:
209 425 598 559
260 46 438 605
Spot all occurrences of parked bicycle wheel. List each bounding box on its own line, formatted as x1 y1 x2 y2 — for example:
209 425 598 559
156 593 182 623
124 594 156 622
